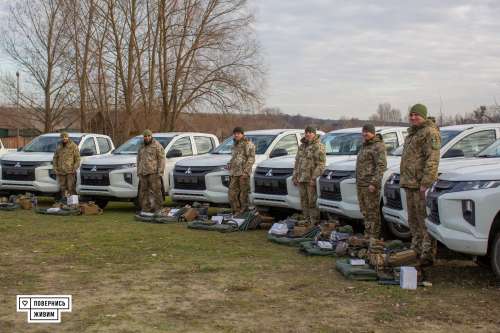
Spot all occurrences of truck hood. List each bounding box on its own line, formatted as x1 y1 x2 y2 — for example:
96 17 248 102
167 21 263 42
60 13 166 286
0 151 54 162
440 159 500 181
325 155 401 171
81 154 137 166
257 154 357 169
177 153 268 168
176 154 231 167
387 157 499 176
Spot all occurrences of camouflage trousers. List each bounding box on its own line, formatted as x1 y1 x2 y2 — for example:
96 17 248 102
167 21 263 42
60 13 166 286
228 175 250 214
138 174 163 213
298 182 319 224
357 186 381 239
405 188 437 261
57 173 76 197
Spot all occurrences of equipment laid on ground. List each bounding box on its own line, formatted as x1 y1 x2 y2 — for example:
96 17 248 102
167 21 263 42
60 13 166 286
187 209 261 233
335 258 378 281
267 216 321 246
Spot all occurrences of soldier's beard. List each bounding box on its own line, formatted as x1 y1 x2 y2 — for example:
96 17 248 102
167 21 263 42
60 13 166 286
144 139 151 145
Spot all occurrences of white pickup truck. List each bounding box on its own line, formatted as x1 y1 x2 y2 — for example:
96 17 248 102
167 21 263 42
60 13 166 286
0 138 16 157
170 129 305 205
251 127 404 212
382 123 500 239
0 133 114 196
315 127 407 218
425 139 500 277
77 132 218 208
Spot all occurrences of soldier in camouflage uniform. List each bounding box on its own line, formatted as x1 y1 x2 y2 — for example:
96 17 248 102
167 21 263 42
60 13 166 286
53 132 80 198
137 129 166 213
356 124 387 239
400 104 441 266
227 127 256 215
293 126 326 224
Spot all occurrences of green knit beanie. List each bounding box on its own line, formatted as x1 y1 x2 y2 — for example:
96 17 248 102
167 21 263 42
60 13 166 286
409 104 428 119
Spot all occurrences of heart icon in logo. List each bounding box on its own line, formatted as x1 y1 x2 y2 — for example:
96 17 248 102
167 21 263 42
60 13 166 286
22 300 28 307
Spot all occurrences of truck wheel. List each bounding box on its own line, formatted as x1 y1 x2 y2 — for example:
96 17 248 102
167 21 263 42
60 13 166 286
94 199 109 209
386 221 411 240
490 232 500 279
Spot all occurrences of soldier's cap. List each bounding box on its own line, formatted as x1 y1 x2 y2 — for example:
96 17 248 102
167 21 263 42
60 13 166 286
305 126 317 134
60 132 69 138
362 124 376 134
232 127 244 134
409 103 428 119
143 129 153 136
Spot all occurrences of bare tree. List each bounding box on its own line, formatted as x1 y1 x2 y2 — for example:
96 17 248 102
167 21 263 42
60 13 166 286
1 0 75 132
369 103 402 123
156 0 263 131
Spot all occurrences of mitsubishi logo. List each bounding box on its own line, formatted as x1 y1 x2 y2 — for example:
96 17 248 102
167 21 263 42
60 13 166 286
326 171 333 180
14 162 21 168
265 169 273 177
91 166 97 172
185 167 192 175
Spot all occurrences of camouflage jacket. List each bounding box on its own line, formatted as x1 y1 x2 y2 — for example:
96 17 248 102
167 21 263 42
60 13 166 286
137 139 166 176
293 135 326 183
356 135 387 189
53 141 80 175
229 137 256 176
400 120 441 189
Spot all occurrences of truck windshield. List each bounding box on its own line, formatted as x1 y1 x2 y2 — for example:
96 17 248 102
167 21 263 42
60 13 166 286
389 129 462 156
23 136 81 153
213 135 276 155
322 133 362 156
477 139 500 158
113 136 172 154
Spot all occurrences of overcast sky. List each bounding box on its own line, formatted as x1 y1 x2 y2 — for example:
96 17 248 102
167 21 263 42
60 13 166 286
1 1 500 120
252 0 500 119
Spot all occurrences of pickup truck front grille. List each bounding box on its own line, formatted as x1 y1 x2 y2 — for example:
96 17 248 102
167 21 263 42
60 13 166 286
173 166 219 190
384 174 402 210
253 167 294 195
1 161 42 181
318 170 354 202
80 164 122 186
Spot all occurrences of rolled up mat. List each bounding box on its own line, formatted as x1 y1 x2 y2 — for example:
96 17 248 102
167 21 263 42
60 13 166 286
335 259 378 281
35 207 81 216
187 220 240 233
267 226 321 247
0 203 20 211
299 241 336 256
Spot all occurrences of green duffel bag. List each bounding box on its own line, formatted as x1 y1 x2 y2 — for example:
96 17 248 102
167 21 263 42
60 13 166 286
267 226 321 247
299 241 336 256
0 203 20 211
134 214 181 224
335 259 378 281
187 220 240 233
35 207 81 216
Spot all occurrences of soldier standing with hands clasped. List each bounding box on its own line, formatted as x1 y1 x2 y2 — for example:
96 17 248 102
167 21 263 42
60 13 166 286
227 127 256 215
356 124 387 240
293 126 326 225
137 130 166 213
400 104 441 267
53 132 80 199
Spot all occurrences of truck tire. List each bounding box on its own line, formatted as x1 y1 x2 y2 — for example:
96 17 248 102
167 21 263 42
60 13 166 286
490 232 500 279
386 221 411 240
94 199 109 209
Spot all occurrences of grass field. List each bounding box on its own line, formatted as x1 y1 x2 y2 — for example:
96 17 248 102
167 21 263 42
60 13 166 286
1 201 500 332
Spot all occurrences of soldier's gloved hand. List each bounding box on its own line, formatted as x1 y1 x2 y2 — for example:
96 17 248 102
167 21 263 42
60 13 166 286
420 186 427 199
368 185 376 193
293 179 298 186
309 180 316 187
225 164 230 170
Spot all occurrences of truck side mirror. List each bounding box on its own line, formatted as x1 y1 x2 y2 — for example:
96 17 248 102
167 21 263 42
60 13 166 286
442 149 464 158
270 148 288 158
80 148 95 157
167 149 182 158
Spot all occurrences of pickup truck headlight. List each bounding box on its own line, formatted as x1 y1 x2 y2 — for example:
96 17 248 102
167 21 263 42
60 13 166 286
117 163 136 169
211 165 228 172
453 180 500 192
